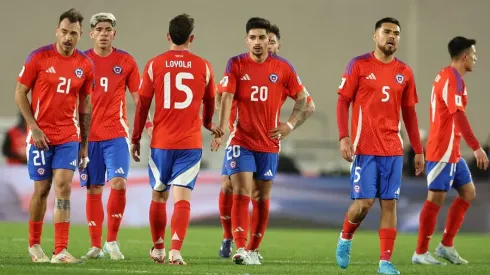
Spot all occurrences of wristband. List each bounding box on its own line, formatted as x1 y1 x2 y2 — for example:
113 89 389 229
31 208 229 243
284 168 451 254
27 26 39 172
145 121 153 129
286 122 294 130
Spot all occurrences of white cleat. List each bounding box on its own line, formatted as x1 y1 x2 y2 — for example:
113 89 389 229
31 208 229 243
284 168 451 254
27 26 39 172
81 247 104 260
50 249 82 264
103 241 124 260
412 251 446 265
168 249 186 265
248 250 262 265
257 251 264 263
149 247 166 264
28 244 50 263
435 243 468 265
232 248 252 265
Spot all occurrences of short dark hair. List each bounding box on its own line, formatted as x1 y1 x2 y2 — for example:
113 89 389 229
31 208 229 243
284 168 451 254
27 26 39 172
269 24 281 40
59 8 84 26
448 36 476 59
246 17 271 34
169 14 194 46
375 17 400 30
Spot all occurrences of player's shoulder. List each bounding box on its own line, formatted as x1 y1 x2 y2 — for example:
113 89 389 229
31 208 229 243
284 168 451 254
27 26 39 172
225 53 248 71
269 54 298 73
113 47 136 60
344 52 371 74
77 49 95 68
393 57 414 73
25 44 55 64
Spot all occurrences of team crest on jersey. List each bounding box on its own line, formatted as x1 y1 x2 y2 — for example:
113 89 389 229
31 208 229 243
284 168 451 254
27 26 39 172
269 73 279 83
74 68 84 78
113 66 123 75
80 173 88 181
395 74 404 84
229 160 237 169
37 168 45 175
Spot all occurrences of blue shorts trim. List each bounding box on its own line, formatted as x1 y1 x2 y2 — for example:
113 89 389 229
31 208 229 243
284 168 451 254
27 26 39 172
149 148 202 192
27 142 79 181
350 155 403 200
426 158 472 191
80 137 130 187
223 145 278 181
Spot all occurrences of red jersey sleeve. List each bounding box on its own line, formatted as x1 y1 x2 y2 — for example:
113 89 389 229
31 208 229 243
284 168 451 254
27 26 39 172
17 54 39 89
127 56 141 93
80 60 95 96
204 60 216 100
446 71 466 114
401 67 418 107
138 60 155 98
218 57 239 94
284 66 304 98
288 87 312 103
337 58 360 99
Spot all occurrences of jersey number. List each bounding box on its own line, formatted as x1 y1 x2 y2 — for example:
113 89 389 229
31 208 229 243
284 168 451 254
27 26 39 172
381 86 390 102
339 77 346 89
164 72 194 109
430 86 436 122
32 150 46 166
251 86 268 101
100 77 108 92
226 145 240 161
57 77 72 94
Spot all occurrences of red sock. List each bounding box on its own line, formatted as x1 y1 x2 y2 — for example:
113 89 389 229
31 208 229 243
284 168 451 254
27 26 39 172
107 188 126 242
232 194 251 249
149 201 167 249
379 228 397 261
29 220 43 247
341 214 360 240
247 199 270 251
86 193 104 248
54 222 70 254
219 191 233 240
441 197 470 247
170 200 191 251
416 200 440 254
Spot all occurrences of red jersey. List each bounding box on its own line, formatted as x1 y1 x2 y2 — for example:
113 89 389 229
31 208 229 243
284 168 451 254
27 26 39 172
338 52 418 156
219 53 304 153
426 67 467 163
85 48 141 141
139 50 215 149
18 44 94 145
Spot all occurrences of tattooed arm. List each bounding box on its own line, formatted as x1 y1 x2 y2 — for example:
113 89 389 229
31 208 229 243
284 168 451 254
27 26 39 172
79 94 92 147
293 98 315 130
287 89 307 127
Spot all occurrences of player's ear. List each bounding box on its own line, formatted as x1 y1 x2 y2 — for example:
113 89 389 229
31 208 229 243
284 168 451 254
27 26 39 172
113 29 117 39
167 33 171 43
189 34 194 43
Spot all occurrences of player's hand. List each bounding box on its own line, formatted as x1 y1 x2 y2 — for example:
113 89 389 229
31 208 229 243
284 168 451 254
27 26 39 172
269 122 293 141
146 126 153 139
414 153 425 176
210 136 223 152
207 123 224 138
78 144 89 171
473 148 489 170
340 137 354 162
131 142 141 162
31 127 50 150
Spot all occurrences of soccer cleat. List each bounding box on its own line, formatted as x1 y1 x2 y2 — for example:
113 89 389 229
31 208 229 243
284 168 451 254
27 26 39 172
103 241 124 260
168 249 186 265
219 238 233 258
257 250 264 263
50 249 82 264
378 260 400 275
149 247 166 264
335 234 352 269
248 250 262 265
435 243 468 264
412 251 446 265
28 244 50 263
81 247 104 260
232 247 252 265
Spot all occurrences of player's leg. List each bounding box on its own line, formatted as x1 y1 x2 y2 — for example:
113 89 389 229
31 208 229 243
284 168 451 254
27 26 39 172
436 158 474 265
102 137 131 260
148 148 172 264
80 141 106 259
27 144 54 262
336 155 377 269
225 145 256 265
412 161 451 265
50 142 81 263
377 156 403 275
218 156 234 258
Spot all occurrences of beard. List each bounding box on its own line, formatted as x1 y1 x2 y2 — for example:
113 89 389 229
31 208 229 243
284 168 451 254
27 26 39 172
378 43 396 56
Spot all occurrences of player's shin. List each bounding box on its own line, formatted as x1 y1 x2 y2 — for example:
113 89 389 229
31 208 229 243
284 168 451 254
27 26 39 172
53 198 71 255
230 173 253 249
441 197 471 247
379 200 397 262
29 180 51 247
107 178 127 242
170 201 191 251
150 191 168 250
247 199 270 251
86 186 104 249
342 199 372 239
219 190 233 239
416 200 441 254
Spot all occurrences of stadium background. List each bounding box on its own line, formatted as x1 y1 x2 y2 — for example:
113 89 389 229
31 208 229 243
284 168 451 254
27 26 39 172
0 0 489 235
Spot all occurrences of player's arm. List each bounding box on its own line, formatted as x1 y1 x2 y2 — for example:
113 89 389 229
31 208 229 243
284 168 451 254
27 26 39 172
127 59 153 133
290 90 315 129
218 59 238 132
215 89 222 109
400 68 423 154
79 66 94 148
130 85 153 133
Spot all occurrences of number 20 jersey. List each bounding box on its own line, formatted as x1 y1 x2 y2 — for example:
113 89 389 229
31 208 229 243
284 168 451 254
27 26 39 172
337 52 418 156
218 53 304 153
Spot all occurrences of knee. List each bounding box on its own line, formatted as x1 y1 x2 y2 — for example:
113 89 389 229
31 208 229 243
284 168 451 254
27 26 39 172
34 185 51 200
87 185 103 194
461 189 476 203
55 181 72 196
356 199 375 213
221 177 233 194
110 177 126 190
152 190 169 203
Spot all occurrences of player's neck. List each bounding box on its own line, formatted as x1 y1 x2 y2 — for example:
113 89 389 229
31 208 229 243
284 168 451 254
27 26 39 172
450 62 467 76
55 43 75 57
373 49 394 64
93 46 113 57
169 44 189 51
249 52 268 63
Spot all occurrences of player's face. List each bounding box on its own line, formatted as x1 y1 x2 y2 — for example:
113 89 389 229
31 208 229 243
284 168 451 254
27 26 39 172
373 23 400 56
463 45 477 72
246 29 269 57
56 18 82 53
268 33 280 54
90 22 116 49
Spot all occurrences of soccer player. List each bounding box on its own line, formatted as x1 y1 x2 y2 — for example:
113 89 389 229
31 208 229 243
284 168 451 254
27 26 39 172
335 17 424 275
131 13 222 265
80 12 152 261
14 8 93 263
216 23 315 260
412 36 488 265
216 17 308 265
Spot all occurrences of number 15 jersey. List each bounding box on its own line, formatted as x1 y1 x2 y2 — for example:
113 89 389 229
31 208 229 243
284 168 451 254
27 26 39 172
218 53 304 153
139 50 215 150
